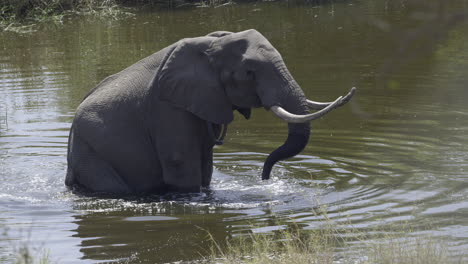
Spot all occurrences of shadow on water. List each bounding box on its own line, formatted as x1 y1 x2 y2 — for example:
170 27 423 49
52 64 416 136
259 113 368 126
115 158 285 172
1 0 468 262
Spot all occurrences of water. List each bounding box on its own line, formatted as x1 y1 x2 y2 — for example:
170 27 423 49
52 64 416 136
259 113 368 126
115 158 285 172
1 1 467 263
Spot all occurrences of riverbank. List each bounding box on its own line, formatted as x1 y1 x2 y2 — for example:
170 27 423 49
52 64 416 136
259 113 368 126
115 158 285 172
0 0 229 25
0 0 125 24
0 0 346 27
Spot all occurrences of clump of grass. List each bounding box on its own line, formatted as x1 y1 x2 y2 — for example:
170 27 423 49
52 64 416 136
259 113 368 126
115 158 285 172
203 222 337 264
225 230 334 263
363 231 462 264
203 220 462 264
1 227 53 264
13 244 51 264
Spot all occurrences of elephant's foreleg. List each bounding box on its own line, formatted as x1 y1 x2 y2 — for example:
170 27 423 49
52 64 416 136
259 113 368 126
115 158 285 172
201 147 213 187
154 102 216 192
159 152 204 192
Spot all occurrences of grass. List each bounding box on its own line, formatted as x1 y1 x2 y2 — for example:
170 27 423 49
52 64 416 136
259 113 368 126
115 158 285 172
202 219 463 264
0 0 235 32
365 234 453 264
0 0 130 31
0 0 229 27
1 218 463 263
1 227 53 264
12 245 51 264
0 0 118 20
204 224 336 264
0 1 133 33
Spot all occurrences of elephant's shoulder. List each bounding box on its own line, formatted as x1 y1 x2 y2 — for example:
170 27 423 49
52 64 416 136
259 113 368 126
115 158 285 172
80 74 120 103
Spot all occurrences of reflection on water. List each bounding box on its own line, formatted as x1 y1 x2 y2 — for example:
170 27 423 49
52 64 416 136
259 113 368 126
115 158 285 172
1 0 468 262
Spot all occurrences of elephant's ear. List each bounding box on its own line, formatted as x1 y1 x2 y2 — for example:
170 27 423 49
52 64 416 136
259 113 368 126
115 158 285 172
156 37 233 125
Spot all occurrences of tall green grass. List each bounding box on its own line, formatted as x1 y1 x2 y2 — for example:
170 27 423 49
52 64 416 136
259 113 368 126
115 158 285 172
205 224 336 264
203 221 463 264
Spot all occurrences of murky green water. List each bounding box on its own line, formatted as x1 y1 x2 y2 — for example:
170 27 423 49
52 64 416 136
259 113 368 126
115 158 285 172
1 1 467 263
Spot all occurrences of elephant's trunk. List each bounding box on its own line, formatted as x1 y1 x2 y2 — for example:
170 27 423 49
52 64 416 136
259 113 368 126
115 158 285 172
261 59 311 180
261 123 310 180
260 82 355 180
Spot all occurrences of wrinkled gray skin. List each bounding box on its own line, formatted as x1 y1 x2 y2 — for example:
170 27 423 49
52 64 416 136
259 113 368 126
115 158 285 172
66 29 313 195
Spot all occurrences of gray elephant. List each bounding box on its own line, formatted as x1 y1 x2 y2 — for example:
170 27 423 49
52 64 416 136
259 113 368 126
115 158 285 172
65 29 355 195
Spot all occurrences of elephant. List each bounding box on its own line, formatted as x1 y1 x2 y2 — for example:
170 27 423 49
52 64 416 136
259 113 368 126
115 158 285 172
65 29 355 195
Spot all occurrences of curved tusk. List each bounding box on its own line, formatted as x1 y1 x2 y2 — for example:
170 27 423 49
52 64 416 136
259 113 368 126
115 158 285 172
271 96 343 123
306 100 333 110
306 87 356 110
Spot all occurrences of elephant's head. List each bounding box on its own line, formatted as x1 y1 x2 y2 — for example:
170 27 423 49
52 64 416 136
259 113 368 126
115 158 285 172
156 29 355 180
